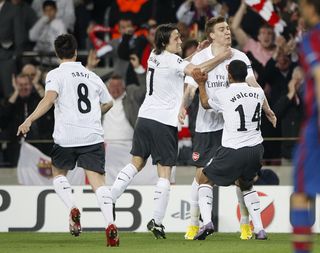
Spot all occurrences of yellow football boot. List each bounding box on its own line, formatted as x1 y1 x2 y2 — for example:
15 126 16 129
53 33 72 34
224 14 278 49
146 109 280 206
240 224 253 240
184 225 199 240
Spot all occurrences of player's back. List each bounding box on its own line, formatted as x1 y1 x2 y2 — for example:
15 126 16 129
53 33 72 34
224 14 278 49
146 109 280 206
211 83 265 149
45 62 111 147
138 50 188 127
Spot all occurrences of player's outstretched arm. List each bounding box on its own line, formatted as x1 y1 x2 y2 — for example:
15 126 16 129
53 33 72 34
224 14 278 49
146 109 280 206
17 91 57 137
192 69 210 109
184 48 232 76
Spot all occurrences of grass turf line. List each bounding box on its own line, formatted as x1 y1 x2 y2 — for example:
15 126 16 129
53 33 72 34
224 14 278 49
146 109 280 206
0 232 319 253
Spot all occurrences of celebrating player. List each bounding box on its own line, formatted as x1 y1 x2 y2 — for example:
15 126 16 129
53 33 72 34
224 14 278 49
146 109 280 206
17 34 119 247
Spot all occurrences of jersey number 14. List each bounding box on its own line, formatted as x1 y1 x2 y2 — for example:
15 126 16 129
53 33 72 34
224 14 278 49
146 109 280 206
235 103 261 131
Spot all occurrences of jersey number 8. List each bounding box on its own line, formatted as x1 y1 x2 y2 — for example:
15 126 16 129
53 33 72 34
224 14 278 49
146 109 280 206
77 83 91 113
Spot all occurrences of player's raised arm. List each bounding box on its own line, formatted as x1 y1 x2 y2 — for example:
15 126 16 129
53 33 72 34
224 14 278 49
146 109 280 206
17 90 57 136
192 68 210 109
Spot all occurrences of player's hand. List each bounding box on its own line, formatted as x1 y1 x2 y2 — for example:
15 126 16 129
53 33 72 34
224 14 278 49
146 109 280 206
265 108 277 128
17 119 32 137
197 39 210 52
192 68 208 85
178 106 187 125
221 47 233 60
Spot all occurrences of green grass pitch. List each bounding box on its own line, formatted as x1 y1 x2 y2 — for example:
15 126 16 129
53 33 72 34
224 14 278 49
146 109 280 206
0 232 319 253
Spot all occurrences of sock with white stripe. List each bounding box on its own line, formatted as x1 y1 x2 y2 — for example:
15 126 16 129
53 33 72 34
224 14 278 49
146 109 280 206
190 178 200 226
153 178 170 225
236 186 249 224
53 175 75 210
96 186 114 227
243 189 263 233
111 163 138 202
198 184 213 225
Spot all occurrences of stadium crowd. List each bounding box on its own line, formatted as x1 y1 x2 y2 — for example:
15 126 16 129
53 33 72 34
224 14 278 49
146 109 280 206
0 0 303 168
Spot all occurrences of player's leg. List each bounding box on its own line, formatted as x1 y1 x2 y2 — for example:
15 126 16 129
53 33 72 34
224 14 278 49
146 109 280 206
184 168 201 240
85 170 119 247
239 179 266 240
147 164 171 239
51 145 80 236
193 171 214 240
236 185 252 240
111 118 150 203
110 156 146 202
78 143 119 246
291 193 315 253
147 121 178 239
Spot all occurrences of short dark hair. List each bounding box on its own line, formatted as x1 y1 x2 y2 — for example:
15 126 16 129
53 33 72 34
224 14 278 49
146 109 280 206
228 60 248 82
42 0 57 10
305 0 320 15
205 16 227 41
154 23 178 55
182 39 198 58
54 34 77 59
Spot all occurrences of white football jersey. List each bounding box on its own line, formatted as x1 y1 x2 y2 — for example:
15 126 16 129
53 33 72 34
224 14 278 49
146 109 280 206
208 83 264 149
45 62 112 147
185 46 255 133
138 50 189 127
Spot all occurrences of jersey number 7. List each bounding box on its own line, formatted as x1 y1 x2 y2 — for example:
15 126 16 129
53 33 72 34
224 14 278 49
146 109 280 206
235 103 261 131
148 68 155 96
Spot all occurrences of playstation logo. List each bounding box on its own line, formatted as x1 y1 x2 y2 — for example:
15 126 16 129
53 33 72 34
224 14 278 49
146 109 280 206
171 200 191 220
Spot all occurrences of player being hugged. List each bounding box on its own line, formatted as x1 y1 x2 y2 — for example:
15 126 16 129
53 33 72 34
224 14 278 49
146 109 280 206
193 60 269 240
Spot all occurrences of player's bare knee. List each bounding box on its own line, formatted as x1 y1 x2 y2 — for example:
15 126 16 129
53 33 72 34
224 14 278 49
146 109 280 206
131 156 146 171
291 192 311 208
198 171 211 185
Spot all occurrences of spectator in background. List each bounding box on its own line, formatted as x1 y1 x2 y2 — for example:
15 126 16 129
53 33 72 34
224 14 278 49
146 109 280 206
0 73 53 166
102 55 146 141
29 0 66 65
29 0 66 51
273 67 303 162
11 0 37 51
32 0 75 32
106 16 139 85
231 1 275 67
21 63 45 97
0 0 24 99
176 0 226 38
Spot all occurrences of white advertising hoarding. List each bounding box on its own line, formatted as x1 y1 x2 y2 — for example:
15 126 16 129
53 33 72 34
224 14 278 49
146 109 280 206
0 186 319 233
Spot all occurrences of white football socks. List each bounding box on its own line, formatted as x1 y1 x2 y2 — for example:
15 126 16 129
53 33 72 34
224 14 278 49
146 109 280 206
198 184 213 225
153 178 170 225
243 189 263 233
111 163 138 202
96 186 114 227
236 186 249 224
53 175 75 210
190 178 200 226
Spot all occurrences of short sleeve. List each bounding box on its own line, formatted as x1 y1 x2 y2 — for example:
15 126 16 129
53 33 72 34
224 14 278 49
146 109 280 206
238 51 255 78
169 54 190 74
208 92 223 113
45 70 60 94
93 74 112 104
